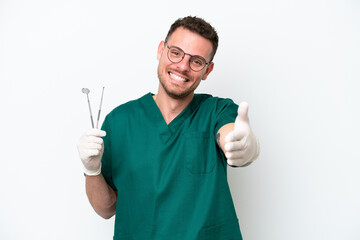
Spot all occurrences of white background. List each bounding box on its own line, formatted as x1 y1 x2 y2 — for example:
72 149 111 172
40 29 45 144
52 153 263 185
1 0 359 239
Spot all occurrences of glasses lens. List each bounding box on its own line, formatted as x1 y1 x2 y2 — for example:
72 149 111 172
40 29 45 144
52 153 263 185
190 56 206 71
168 47 184 63
166 44 208 71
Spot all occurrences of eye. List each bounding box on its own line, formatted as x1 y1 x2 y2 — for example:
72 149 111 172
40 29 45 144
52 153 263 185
191 57 205 67
170 48 182 57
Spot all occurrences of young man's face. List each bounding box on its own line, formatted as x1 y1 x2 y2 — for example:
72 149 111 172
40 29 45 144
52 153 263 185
157 27 214 100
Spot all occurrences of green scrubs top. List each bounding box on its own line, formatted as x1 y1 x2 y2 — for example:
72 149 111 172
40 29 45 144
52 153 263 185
101 93 242 240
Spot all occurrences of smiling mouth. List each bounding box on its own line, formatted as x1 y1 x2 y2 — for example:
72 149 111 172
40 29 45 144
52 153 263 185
169 72 189 82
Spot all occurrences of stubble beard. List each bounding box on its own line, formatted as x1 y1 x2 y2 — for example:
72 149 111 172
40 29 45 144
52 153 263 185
157 67 195 100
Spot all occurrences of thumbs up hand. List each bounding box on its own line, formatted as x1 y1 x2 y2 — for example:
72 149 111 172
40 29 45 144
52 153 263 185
224 102 260 167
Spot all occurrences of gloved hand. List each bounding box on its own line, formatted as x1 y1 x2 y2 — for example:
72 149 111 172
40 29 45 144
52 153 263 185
77 128 106 176
224 102 260 167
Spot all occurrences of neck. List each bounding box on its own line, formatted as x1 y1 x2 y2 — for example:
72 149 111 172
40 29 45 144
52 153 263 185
153 88 194 125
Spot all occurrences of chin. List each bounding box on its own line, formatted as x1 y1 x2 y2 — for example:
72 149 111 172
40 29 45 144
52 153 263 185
161 82 193 100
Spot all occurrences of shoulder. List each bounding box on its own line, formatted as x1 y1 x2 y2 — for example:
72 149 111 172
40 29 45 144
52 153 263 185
105 93 150 121
194 93 237 111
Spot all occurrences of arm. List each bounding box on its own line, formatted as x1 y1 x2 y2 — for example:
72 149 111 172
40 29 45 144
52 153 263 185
77 128 117 219
216 123 234 155
216 102 260 167
86 174 117 219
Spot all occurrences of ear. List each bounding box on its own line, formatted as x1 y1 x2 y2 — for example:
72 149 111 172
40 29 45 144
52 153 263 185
157 41 165 60
202 62 214 80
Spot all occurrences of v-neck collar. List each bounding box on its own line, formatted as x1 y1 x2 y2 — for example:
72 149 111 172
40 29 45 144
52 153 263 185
140 92 199 143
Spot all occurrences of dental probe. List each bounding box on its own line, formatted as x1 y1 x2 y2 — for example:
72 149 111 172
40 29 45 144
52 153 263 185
96 87 105 128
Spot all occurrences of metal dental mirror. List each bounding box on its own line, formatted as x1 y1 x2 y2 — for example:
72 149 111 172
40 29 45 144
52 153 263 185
81 87 105 128
82 88 94 128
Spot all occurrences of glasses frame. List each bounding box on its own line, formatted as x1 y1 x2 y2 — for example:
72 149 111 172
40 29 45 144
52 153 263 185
165 42 210 72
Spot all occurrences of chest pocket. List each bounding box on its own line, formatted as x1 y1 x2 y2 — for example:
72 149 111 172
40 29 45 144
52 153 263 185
184 131 215 174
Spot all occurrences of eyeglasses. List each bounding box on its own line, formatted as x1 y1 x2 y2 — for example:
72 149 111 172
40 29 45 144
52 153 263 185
165 43 210 72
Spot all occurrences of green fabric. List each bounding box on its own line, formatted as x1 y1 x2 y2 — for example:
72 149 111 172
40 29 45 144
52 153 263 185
101 93 242 240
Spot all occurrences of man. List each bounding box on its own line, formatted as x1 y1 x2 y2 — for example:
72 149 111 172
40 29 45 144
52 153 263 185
77 16 260 240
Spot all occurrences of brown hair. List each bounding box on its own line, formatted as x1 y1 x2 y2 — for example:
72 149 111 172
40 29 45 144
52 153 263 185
165 16 219 62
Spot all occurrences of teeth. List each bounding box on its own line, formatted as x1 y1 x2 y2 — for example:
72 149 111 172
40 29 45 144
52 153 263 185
170 72 186 82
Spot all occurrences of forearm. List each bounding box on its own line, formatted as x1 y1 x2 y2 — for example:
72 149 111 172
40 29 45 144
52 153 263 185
85 174 117 219
217 123 234 154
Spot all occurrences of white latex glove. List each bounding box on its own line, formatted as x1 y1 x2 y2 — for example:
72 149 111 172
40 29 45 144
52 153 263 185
224 102 260 167
77 128 106 176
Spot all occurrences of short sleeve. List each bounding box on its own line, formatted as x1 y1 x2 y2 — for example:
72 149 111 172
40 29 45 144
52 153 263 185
100 115 117 191
214 98 238 135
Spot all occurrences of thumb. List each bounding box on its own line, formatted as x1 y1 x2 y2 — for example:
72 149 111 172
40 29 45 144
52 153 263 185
236 102 249 127
226 102 250 142
86 128 106 137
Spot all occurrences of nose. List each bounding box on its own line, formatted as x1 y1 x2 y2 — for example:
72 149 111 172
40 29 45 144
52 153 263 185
175 54 191 72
